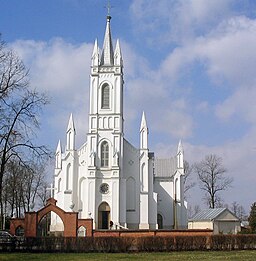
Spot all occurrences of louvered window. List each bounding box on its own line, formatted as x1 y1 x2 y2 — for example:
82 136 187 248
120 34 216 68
102 84 110 108
101 141 109 167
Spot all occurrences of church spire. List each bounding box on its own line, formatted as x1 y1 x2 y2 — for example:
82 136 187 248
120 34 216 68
91 39 99 66
100 15 114 66
177 140 184 169
55 140 62 169
114 39 123 66
66 113 76 151
140 111 148 132
56 139 62 154
140 111 149 149
67 113 75 133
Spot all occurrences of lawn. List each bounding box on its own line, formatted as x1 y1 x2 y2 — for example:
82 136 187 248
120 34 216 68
0 251 256 261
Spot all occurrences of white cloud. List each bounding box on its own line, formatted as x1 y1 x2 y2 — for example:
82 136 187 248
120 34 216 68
160 16 256 83
11 39 93 148
199 16 256 86
196 101 209 112
12 38 93 94
216 87 256 123
157 15 256 127
130 0 234 44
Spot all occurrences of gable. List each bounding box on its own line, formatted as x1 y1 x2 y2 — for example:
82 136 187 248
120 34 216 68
215 209 239 221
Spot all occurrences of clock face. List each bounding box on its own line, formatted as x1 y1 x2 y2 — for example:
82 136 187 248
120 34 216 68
100 183 109 194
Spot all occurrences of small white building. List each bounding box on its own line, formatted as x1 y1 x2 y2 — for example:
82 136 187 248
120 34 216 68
188 208 241 234
51 15 187 231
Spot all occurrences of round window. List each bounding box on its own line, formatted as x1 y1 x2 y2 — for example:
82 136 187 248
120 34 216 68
100 183 109 194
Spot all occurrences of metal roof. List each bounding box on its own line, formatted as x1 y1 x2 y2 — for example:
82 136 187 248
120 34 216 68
189 208 227 221
154 157 177 178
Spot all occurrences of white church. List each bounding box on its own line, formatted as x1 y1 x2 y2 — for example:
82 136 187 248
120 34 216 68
52 15 187 230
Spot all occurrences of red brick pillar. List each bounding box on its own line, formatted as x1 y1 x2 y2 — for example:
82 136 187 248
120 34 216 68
25 212 37 237
63 212 78 237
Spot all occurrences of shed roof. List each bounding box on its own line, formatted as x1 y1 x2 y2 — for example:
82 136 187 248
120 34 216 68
189 208 229 221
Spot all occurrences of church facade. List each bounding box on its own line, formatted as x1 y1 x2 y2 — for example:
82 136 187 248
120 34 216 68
52 15 187 230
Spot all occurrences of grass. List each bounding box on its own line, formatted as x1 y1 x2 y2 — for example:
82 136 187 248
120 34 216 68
0 251 256 261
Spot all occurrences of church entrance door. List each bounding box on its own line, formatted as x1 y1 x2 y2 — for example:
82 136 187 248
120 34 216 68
98 202 110 229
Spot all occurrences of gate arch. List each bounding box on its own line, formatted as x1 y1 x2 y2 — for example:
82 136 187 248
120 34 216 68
10 198 93 237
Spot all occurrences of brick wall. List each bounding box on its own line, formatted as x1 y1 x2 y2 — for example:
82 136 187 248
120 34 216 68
93 229 213 237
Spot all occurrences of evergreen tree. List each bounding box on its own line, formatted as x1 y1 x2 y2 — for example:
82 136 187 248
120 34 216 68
248 202 256 233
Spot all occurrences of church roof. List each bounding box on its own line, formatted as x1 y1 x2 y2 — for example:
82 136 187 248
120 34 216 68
123 138 139 154
154 157 177 178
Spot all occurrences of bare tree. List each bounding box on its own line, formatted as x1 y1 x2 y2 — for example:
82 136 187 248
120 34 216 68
183 160 196 199
0 37 28 99
0 37 50 228
194 154 233 209
21 162 49 213
230 201 247 221
1 159 49 226
37 180 50 208
187 204 201 219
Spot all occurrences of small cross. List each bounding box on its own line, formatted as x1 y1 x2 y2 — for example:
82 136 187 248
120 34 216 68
105 0 113 16
46 183 56 198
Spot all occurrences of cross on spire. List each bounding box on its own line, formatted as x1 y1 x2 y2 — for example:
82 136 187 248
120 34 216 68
105 0 112 16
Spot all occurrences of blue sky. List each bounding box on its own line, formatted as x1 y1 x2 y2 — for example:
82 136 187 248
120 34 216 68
1 0 256 213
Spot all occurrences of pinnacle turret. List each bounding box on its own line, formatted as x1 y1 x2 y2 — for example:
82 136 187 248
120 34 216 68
140 111 149 149
55 140 62 169
67 113 75 133
56 140 62 154
66 113 76 151
140 111 148 132
91 39 100 66
114 39 123 66
177 140 184 154
177 140 184 169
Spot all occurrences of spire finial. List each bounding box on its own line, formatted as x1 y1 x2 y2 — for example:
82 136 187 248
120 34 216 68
105 0 113 18
101 2 114 65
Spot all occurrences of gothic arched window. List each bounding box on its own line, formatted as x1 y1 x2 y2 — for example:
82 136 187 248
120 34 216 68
101 84 110 109
66 163 71 190
58 178 62 192
101 141 109 167
157 214 163 229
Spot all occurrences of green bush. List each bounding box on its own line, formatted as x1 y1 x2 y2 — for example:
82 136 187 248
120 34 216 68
18 234 256 253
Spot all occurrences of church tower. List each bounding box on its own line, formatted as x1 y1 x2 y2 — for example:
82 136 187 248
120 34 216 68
86 14 125 229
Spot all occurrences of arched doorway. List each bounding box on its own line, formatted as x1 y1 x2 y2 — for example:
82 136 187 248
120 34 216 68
37 212 51 236
98 202 110 229
157 214 163 229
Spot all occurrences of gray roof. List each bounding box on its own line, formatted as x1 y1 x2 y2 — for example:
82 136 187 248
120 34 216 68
190 208 227 221
241 221 249 227
154 157 177 178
